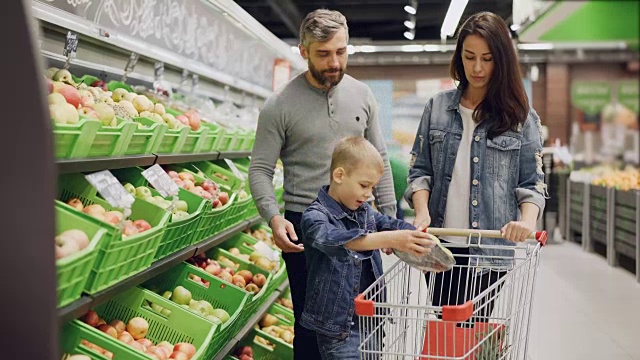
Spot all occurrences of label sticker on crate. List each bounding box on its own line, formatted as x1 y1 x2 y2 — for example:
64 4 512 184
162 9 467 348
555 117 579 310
142 164 180 198
85 170 135 210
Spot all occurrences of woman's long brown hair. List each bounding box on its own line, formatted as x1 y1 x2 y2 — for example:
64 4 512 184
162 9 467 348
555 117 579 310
449 12 529 139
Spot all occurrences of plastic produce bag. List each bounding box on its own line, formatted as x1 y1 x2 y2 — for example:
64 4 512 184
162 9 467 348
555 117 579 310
393 233 456 272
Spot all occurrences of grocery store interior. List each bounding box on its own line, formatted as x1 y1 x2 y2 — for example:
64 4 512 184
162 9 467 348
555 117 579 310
1 0 638 359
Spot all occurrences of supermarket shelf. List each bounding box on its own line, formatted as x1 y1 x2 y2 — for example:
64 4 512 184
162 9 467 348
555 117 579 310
217 151 251 160
57 155 156 174
57 214 266 323
155 152 220 165
55 151 252 174
213 279 291 360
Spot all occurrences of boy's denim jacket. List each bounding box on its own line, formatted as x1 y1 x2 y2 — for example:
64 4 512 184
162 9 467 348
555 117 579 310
404 89 547 268
300 186 414 338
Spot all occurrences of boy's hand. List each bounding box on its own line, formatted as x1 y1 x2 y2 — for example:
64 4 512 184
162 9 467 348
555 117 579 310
270 215 304 253
392 230 435 257
382 248 393 255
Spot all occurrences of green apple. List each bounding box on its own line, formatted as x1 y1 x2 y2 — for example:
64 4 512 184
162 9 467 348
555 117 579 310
180 304 190 310
171 211 190 222
205 314 222 324
135 186 153 199
199 300 214 316
174 200 188 212
211 309 230 324
172 286 192 305
151 303 164 313
161 308 172 316
123 183 136 196
162 291 172 299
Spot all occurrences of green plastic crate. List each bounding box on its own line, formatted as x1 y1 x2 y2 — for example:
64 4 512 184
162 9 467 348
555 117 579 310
110 167 208 261
191 161 253 229
198 122 223 153
106 80 134 93
215 126 238 151
165 166 235 243
181 126 210 154
55 201 107 307
57 173 170 294
87 117 136 157
221 232 286 294
61 286 216 360
126 118 168 155
150 117 190 154
228 328 293 360
203 248 273 326
143 263 250 359
53 117 102 159
254 304 295 350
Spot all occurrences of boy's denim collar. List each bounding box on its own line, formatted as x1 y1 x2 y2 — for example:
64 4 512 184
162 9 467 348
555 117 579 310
446 88 464 111
317 185 363 220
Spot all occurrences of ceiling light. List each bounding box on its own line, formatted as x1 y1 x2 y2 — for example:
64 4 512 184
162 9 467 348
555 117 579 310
404 20 415 29
404 5 417 15
401 45 423 52
510 23 520 31
347 44 356 55
441 0 469 40
404 30 415 40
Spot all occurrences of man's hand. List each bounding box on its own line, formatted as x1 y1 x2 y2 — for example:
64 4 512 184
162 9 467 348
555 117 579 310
270 215 304 253
391 230 435 257
413 210 431 232
501 221 536 242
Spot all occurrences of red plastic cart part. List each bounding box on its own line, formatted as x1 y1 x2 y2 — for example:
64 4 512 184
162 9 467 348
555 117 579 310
354 293 374 316
441 301 474 322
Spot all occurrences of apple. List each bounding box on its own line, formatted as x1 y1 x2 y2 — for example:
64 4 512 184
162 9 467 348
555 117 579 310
176 114 190 127
91 80 107 91
245 283 260 295
111 88 129 102
98 324 118 338
97 318 107 326
136 186 153 199
204 262 222 276
236 270 253 284
178 172 195 182
118 331 134 344
172 286 192 305
173 343 196 358
169 351 189 360
55 232 81 259
174 200 189 212
78 106 99 120
123 183 136 196
83 204 106 217
167 171 179 179
45 67 59 79
109 319 126 335
92 102 116 126
218 192 230 206
52 69 75 85
130 341 146 352
232 274 247 288
123 222 139 237
162 291 172 299
154 103 166 115
211 309 230 324
50 103 80 125
200 180 217 192
137 338 153 349
252 273 267 288
127 317 149 340
183 110 201 131
104 211 124 225
59 229 90 250
133 219 152 232
217 270 233 283
48 92 66 105
148 346 169 360
78 89 95 107
82 310 100 327
158 341 174 355
133 95 154 113
54 83 82 108
118 100 139 118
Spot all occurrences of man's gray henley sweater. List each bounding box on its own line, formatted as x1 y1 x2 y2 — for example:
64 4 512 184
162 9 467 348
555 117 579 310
249 73 397 222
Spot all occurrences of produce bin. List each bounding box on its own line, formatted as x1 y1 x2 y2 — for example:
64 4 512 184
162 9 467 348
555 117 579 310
568 180 585 244
53 117 101 159
613 189 639 262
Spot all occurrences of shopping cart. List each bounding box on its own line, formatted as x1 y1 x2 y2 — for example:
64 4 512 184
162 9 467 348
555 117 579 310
355 228 547 360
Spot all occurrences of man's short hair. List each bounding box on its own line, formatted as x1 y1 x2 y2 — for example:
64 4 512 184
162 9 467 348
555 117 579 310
299 9 349 50
330 136 384 177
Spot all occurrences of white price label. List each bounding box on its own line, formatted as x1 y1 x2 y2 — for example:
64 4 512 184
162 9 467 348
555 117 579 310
142 164 180 198
85 171 135 210
223 159 246 181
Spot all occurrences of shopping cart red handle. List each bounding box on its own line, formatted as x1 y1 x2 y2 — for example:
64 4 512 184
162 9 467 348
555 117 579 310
424 228 548 246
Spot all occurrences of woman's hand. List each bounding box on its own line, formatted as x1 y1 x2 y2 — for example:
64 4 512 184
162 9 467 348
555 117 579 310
501 221 536 242
413 211 431 232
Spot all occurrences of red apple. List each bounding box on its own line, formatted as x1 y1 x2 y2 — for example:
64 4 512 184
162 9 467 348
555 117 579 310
78 106 99 119
178 172 195 182
97 324 118 338
133 219 152 232
184 110 201 131
147 346 169 360
252 273 267 288
232 274 246 288
82 310 100 327
169 351 189 360
173 343 196 358
118 331 134 344
176 115 190 127
91 80 108 91
123 223 139 237
137 338 153 349
167 171 179 179
157 341 174 355
218 192 229 206
236 270 253 284
109 319 126 335
173 178 186 188
217 270 233 283
204 262 222 276
54 83 82 108
200 180 216 192
66 198 84 211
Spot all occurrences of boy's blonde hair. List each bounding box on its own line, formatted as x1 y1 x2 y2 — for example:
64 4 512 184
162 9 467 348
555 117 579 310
330 137 384 179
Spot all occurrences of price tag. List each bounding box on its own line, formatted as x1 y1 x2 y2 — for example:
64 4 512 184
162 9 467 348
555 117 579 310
85 171 135 210
224 159 247 195
122 52 139 82
154 62 165 81
191 74 199 94
63 31 79 69
142 164 180 198
254 241 280 262
179 69 190 90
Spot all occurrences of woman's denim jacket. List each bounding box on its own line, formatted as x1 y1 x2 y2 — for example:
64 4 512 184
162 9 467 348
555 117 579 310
404 89 547 267
300 186 414 338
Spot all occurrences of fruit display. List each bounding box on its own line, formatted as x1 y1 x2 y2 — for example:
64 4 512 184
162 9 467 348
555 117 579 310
188 253 267 295
591 166 639 191
65 198 152 237
80 311 197 359
228 246 279 273
55 229 90 260
255 311 294 346
233 345 255 360
125 183 191 222
165 169 230 208
147 285 231 325
244 227 275 248
275 296 293 311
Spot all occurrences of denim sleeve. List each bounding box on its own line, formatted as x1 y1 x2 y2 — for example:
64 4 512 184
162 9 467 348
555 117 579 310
301 210 374 260
404 99 434 208
373 211 416 231
516 109 548 218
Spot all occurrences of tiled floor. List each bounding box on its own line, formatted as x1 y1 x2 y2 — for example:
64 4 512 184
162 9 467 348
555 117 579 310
379 240 640 360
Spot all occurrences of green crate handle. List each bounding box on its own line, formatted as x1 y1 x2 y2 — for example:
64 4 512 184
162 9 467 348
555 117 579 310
55 201 107 266
63 321 148 360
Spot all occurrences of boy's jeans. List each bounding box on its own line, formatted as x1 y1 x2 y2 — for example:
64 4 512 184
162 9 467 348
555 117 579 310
316 323 380 360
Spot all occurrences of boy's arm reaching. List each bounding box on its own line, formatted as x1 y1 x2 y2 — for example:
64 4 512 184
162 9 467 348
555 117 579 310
345 230 434 257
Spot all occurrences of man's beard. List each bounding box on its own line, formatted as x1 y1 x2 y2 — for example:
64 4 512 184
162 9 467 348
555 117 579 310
309 61 345 88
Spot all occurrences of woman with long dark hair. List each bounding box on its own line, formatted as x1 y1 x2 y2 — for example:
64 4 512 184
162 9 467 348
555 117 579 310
405 12 547 322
